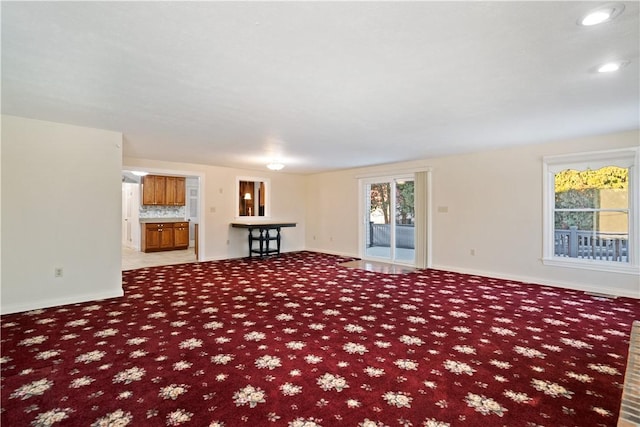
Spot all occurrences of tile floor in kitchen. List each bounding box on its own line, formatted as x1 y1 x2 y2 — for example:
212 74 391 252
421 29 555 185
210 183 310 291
122 246 197 271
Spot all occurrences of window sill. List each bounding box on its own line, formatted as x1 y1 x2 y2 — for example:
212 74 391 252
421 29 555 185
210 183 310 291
542 257 640 275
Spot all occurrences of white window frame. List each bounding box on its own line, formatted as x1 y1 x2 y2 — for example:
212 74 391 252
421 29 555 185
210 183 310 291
235 176 271 220
542 147 639 275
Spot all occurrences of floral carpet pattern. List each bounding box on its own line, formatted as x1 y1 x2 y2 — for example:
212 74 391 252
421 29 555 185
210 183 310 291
1 251 638 427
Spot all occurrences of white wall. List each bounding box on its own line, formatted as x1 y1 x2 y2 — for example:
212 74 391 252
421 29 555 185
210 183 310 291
306 169 361 257
306 130 640 298
1 115 124 314
2 114 635 315
123 158 306 260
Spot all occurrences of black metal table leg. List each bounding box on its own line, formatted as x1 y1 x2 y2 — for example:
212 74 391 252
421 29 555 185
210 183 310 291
264 228 270 256
232 223 296 258
258 229 264 256
276 227 282 255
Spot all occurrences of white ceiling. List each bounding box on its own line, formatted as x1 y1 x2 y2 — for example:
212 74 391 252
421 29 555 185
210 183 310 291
2 1 638 174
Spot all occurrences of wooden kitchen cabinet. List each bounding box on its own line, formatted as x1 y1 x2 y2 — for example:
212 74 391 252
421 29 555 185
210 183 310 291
142 175 157 205
174 177 186 205
142 175 165 205
141 221 190 252
165 177 186 206
159 225 174 249
142 175 185 206
173 222 189 249
144 225 161 250
165 176 176 205
141 222 175 252
154 176 166 205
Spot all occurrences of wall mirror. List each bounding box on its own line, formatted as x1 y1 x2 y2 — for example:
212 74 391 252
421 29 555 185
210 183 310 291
236 177 270 218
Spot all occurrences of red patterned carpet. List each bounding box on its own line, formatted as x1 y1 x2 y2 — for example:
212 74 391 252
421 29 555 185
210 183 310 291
1 251 638 427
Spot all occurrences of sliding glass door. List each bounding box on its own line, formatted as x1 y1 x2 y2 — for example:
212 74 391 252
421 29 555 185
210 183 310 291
364 176 415 265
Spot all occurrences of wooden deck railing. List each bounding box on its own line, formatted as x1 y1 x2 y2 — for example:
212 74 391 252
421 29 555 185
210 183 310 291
368 223 415 249
368 224 628 262
554 226 628 262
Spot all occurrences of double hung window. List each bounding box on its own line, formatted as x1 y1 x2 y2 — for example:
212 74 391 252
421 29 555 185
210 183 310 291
542 148 639 274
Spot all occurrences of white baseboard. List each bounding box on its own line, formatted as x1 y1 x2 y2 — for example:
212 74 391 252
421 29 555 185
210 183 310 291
303 247 359 259
199 254 231 262
1 288 125 315
431 264 639 299
201 247 322 263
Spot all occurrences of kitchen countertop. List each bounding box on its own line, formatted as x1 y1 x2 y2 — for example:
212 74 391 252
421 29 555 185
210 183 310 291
139 218 188 223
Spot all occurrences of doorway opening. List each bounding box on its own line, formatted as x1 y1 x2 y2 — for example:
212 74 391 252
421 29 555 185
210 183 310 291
121 169 203 270
363 176 415 265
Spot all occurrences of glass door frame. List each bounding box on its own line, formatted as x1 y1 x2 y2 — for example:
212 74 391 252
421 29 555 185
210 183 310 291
360 174 416 266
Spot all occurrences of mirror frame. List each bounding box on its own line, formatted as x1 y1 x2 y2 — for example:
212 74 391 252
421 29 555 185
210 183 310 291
235 176 271 219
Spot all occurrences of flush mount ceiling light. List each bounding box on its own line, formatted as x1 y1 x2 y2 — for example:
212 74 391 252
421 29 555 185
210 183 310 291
267 162 285 171
131 171 148 176
578 3 625 26
597 60 630 73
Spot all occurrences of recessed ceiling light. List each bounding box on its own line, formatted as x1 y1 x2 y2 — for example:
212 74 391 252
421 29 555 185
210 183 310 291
597 60 629 73
131 171 148 176
578 3 625 26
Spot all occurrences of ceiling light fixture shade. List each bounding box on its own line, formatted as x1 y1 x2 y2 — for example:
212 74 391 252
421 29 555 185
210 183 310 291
578 3 625 26
267 162 285 171
597 60 629 73
582 11 611 26
131 171 148 176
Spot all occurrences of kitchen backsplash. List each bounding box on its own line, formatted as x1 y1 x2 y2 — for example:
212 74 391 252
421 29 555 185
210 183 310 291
139 205 186 218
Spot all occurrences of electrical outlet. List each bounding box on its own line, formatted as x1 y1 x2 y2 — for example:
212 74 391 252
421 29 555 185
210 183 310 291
54 267 63 277
470 249 476 256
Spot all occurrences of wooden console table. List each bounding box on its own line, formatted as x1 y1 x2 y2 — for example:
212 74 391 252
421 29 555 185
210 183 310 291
231 222 296 257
